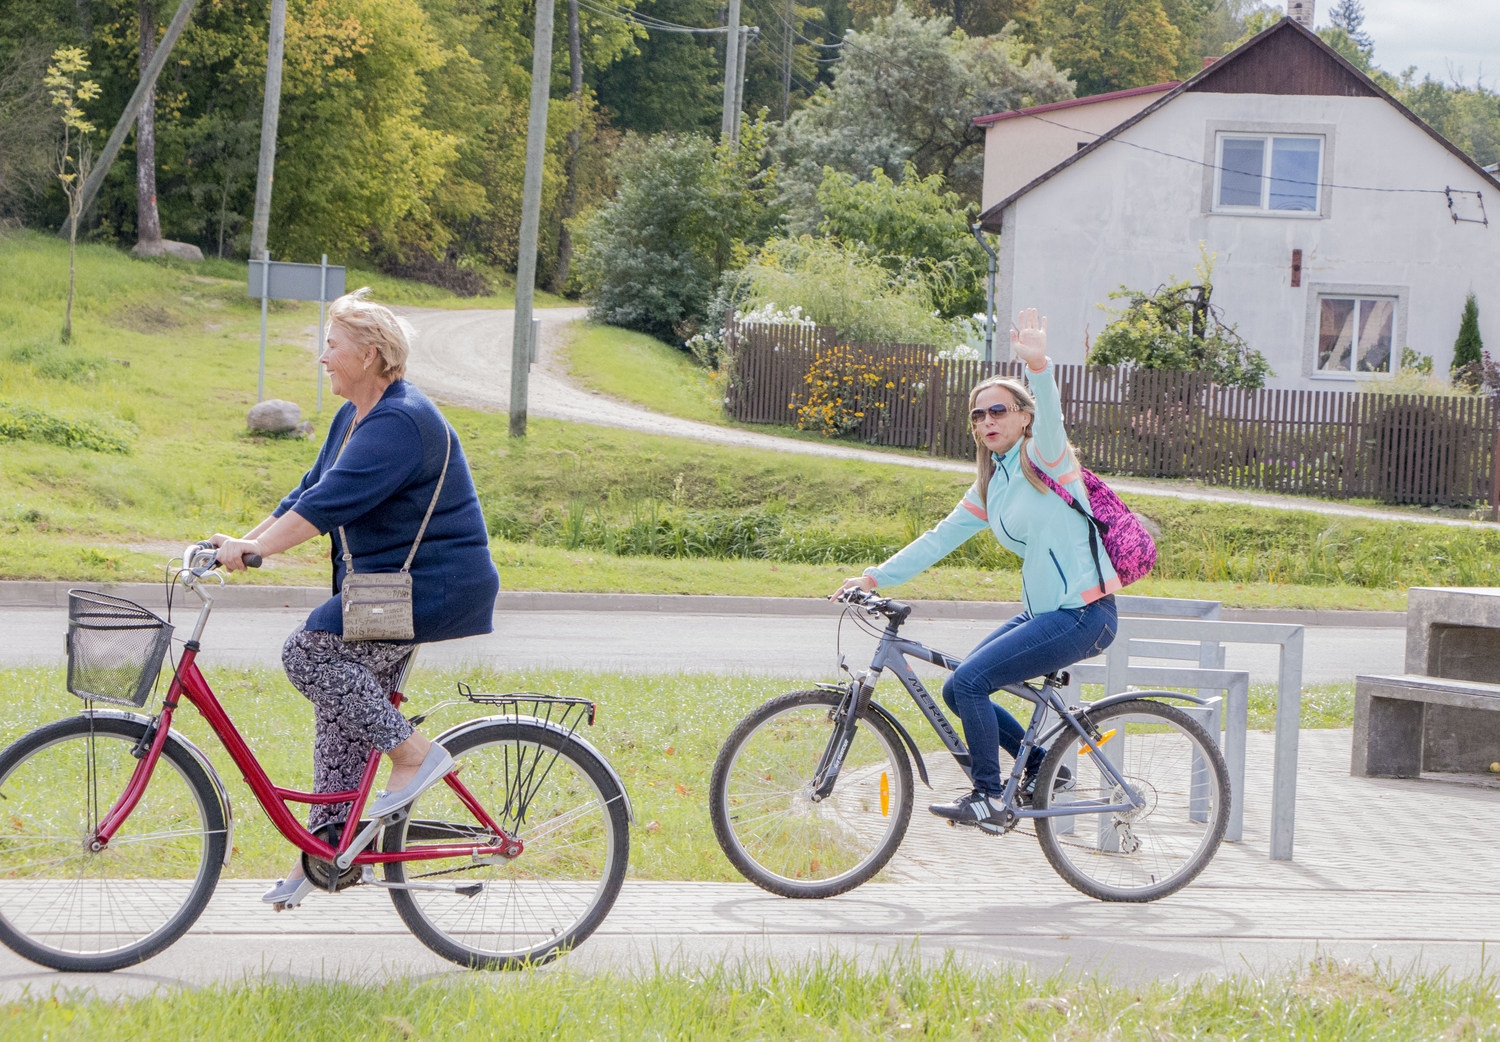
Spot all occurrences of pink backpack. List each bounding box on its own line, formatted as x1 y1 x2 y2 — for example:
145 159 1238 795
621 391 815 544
1037 467 1157 591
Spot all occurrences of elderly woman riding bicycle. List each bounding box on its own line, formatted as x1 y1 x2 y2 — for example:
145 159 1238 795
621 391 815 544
214 289 499 908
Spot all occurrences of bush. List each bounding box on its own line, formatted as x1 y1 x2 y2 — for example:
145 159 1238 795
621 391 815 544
572 122 779 344
376 250 489 297
1089 246 1272 389
738 236 949 345
789 344 894 437
816 164 987 318
0 401 132 453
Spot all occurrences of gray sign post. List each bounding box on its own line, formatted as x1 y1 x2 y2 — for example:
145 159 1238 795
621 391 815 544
248 256 346 404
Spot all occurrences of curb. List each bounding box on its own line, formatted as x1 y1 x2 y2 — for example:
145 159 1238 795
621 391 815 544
0 581 1407 627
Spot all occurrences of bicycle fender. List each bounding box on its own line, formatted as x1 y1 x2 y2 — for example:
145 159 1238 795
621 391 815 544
432 715 635 824
1081 690 1221 715
866 700 931 788
80 709 236 867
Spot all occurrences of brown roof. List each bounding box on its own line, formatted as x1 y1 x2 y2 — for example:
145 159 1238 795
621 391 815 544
972 82 1178 127
976 17 1500 232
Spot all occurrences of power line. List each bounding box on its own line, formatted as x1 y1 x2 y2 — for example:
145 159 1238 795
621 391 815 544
794 12 1464 199
577 0 728 34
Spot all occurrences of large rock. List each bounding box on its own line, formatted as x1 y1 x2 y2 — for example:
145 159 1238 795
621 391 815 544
247 399 302 434
131 239 205 262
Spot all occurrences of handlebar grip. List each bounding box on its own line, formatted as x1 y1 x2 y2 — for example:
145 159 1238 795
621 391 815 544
243 554 262 569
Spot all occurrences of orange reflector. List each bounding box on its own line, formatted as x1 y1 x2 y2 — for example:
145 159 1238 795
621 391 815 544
879 772 890 817
1079 729 1118 755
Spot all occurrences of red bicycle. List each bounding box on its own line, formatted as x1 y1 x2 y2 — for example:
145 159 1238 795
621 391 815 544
0 544 630 972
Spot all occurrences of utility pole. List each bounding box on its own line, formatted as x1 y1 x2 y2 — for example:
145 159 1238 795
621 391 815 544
731 26 755 143
510 0 555 438
720 0 741 140
249 0 287 261
781 0 792 121
60 0 198 238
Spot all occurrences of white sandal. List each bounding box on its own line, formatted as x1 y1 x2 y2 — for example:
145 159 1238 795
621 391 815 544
261 875 315 909
369 745 454 818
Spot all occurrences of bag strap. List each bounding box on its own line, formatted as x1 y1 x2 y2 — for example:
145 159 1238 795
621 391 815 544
337 423 453 577
1042 470 1108 597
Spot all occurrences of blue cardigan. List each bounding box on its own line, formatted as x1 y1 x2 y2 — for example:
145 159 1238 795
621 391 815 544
276 381 499 642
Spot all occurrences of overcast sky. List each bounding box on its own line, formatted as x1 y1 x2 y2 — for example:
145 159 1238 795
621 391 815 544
1352 0 1499 86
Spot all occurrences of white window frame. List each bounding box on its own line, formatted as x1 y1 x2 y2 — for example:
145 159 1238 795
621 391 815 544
1302 283 1409 381
1213 133 1325 214
1201 121 1336 219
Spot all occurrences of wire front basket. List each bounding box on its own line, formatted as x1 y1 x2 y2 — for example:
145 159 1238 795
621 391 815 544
66 590 175 707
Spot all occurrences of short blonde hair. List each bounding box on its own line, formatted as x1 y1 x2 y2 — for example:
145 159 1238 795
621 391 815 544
327 287 412 380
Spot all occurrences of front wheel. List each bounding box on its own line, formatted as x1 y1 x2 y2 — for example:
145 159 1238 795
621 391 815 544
0 715 227 971
1034 698 1230 902
382 721 629 969
710 689 914 899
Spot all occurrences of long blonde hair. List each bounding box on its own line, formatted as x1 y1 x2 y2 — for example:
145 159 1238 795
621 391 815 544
969 375 1052 496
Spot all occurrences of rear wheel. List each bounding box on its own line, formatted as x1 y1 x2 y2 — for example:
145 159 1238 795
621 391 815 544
1034 699 1229 902
710 689 913 898
0 715 226 971
382 721 629 969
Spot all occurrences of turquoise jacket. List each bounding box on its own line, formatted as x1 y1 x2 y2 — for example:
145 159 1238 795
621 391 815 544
865 360 1120 615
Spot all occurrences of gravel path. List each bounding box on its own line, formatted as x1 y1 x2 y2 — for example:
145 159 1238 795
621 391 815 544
397 306 1498 528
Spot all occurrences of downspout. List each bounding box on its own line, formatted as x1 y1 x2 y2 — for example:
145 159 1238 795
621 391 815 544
971 223 998 365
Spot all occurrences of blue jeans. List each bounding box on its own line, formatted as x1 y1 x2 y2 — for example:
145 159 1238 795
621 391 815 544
940 597 1118 796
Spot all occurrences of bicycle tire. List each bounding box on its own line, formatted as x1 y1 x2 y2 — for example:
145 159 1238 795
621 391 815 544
1034 698 1230 902
710 689 914 899
0 715 227 971
382 721 629 969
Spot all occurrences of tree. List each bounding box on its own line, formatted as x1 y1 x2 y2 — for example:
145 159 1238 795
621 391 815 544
572 121 780 342
1453 292 1484 375
134 0 162 248
1088 247 1273 389
772 8 1071 217
815 162 986 316
0 45 57 222
46 46 100 344
1030 0 1181 96
1327 0 1373 54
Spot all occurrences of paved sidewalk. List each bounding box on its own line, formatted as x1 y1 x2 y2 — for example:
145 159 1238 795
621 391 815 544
1 729 1495 998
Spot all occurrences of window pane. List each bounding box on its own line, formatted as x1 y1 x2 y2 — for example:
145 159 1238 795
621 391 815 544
1355 299 1395 372
1319 298 1355 371
1219 138 1265 207
1269 137 1321 211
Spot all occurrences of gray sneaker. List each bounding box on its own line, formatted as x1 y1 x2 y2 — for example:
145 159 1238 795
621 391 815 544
369 745 455 818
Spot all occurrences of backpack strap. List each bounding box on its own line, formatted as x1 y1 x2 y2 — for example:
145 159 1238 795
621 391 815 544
1041 473 1109 598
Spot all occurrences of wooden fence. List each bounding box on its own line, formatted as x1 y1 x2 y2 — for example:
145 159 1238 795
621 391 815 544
724 321 1500 509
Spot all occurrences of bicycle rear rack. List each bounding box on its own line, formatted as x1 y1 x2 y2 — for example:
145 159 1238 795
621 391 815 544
455 684 597 730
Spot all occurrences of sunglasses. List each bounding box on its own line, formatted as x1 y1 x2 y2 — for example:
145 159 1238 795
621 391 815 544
969 403 1015 424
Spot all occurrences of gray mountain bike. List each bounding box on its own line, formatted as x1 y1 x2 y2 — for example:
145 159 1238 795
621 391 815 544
709 590 1231 903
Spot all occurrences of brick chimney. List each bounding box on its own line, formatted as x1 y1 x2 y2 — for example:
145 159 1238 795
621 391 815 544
1287 0 1314 27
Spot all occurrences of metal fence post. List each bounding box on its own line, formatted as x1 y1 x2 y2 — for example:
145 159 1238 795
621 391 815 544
257 251 270 403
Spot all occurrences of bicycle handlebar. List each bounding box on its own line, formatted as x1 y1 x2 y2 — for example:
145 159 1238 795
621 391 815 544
836 588 912 623
189 541 261 573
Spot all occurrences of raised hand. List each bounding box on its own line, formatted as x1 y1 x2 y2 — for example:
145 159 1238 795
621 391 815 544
1009 307 1048 369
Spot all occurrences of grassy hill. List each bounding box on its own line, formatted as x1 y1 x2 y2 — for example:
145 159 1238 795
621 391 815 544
6 231 1499 609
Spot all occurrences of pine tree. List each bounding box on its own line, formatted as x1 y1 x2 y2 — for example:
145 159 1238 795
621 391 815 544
1328 0 1373 53
1453 292 1483 372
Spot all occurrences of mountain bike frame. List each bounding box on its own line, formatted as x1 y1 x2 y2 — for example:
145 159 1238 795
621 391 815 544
87 555 523 873
812 593 1217 821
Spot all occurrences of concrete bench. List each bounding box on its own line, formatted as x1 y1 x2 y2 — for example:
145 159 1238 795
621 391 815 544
1352 674 1500 778
1350 587 1500 779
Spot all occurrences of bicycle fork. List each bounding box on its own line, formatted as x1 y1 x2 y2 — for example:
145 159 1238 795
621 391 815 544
809 676 876 801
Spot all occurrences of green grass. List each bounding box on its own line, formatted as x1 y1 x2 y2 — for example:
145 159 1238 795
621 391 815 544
561 320 726 423
4 951 1497 1040
3 230 1494 611
0 663 1357 883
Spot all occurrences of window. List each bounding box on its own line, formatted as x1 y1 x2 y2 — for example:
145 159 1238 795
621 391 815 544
1317 296 1396 374
1215 134 1323 213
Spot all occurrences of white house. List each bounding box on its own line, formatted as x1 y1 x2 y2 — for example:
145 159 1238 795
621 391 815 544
976 17 1499 390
